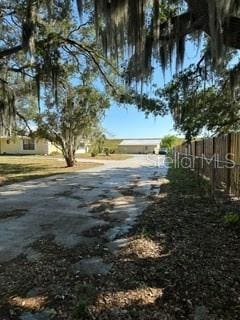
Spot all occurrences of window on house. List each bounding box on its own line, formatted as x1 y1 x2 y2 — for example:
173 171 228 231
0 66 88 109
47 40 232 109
23 139 35 150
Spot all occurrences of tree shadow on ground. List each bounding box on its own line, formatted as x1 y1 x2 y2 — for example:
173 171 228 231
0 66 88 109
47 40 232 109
0 163 64 186
0 163 161 319
87 168 240 320
0 166 239 319
0 161 97 186
0 163 48 174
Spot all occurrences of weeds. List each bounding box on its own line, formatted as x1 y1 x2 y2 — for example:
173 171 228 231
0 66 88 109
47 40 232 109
224 213 240 226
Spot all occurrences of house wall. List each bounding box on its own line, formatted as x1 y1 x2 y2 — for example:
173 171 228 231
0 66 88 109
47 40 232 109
48 143 89 155
0 137 50 155
75 142 90 154
75 144 87 154
0 137 90 155
118 145 159 154
48 143 62 154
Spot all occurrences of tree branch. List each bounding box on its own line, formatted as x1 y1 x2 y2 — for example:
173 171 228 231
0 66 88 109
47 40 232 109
64 37 116 90
0 78 8 84
0 44 23 59
223 16 240 49
159 12 194 41
16 111 33 134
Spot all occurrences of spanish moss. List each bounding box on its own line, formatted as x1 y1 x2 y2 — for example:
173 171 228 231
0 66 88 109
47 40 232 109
0 84 15 136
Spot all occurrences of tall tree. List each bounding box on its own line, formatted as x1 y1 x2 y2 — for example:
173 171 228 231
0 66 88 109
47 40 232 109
36 85 109 167
81 1 240 133
1 0 240 133
87 0 240 75
0 0 115 132
151 63 240 140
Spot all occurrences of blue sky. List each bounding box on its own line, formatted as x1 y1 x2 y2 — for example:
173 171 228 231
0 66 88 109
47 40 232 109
102 41 202 139
103 105 176 139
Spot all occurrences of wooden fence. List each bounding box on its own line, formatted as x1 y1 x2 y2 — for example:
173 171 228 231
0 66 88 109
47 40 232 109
173 133 240 198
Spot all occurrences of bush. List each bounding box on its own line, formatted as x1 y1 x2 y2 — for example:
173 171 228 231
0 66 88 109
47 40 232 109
91 151 98 157
104 148 110 156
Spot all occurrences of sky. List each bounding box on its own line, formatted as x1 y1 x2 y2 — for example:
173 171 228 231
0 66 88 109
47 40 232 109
103 106 175 139
102 41 202 139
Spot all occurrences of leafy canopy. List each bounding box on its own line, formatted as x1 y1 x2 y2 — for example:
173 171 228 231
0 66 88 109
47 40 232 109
155 62 240 140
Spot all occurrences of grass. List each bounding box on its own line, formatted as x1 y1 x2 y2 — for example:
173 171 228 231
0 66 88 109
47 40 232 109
77 153 132 160
0 155 100 186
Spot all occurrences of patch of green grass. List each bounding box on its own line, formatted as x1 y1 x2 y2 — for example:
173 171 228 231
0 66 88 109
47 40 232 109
224 213 240 225
168 166 211 197
139 226 152 239
0 155 100 186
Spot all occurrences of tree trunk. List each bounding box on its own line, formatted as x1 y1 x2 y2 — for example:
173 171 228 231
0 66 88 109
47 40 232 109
63 145 76 167
64 155 75 167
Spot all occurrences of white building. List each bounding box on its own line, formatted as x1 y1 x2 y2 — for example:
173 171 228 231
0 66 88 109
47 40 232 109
118 139 161 154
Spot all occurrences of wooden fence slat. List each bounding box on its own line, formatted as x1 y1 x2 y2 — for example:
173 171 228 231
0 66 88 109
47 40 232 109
174 133 240 198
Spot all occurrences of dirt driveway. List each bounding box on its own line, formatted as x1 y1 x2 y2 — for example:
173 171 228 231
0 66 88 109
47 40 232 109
0 155 167 319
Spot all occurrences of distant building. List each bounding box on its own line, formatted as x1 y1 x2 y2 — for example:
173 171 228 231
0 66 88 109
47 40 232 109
0 136 90 155
118 139 161 154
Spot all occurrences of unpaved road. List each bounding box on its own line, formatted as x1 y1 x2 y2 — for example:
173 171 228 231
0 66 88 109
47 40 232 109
0 155 167 264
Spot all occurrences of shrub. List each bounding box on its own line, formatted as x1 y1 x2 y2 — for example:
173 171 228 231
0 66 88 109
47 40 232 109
91 151 98 157
104 148 110 156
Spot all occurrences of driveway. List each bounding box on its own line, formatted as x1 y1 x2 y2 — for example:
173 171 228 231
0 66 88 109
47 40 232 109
0 155 167 264
0 155 169 319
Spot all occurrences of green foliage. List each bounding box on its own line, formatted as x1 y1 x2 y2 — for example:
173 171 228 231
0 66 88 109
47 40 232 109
104 148 110 156
1 0 240 140
116 88 167 117
36 85 109 166
103 139 122 154
85 0 240 87
161 135 181 149
224 213 240 225
89 127 106 157
0 1 118 132
155 63 240 140
90 151 96 157
139 227 152 240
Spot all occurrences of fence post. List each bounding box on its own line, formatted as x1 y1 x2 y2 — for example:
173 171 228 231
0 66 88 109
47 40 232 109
227 133 232 195
202 139 205 173
195 140 199 177
212 137 216 195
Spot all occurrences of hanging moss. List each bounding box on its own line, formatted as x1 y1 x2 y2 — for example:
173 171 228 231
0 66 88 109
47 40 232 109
0 84 16 136
78 0 240 88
